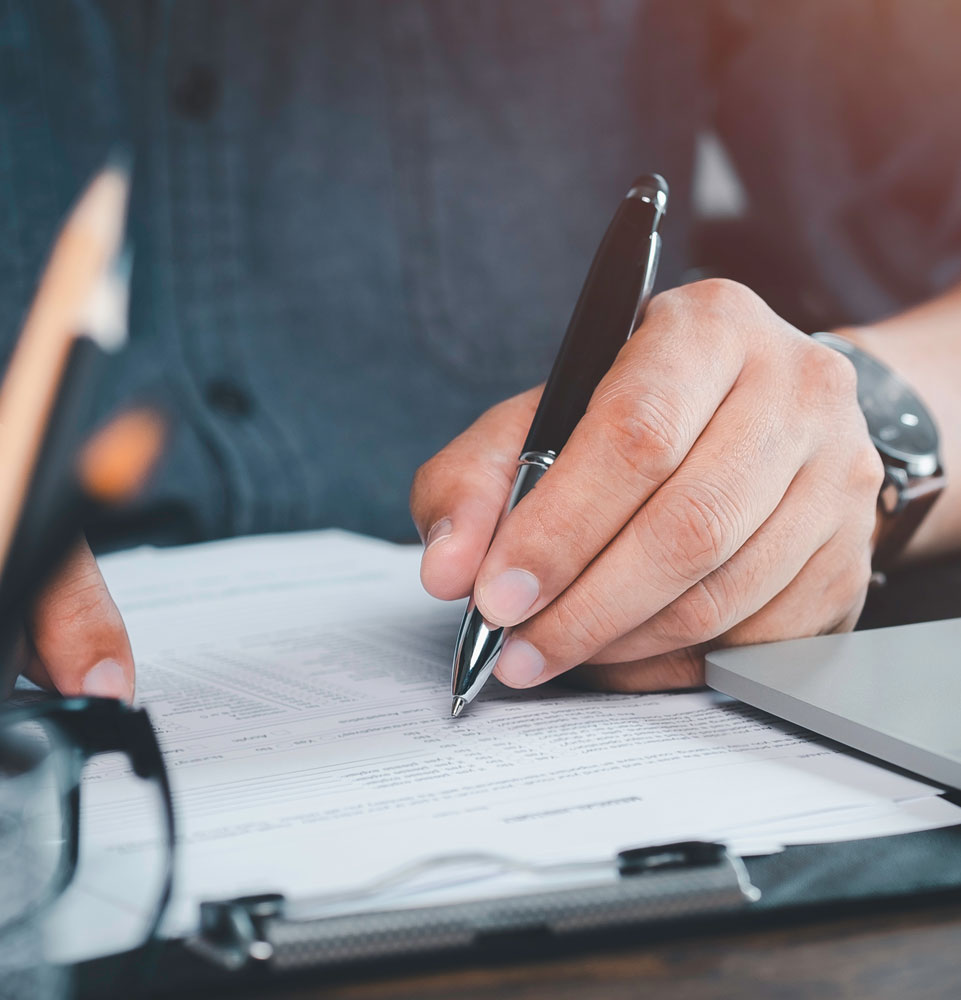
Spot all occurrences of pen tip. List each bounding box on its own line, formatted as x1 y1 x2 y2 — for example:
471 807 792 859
450 697 467 719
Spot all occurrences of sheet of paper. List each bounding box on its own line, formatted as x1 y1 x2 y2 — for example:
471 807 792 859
51 531 960 962
726 797 961 856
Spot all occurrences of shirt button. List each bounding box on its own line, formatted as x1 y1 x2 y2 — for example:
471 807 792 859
205 379 254 419
172 66 220 120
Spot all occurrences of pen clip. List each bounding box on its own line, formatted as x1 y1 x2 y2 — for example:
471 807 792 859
628 230 662 339
625 172 668 339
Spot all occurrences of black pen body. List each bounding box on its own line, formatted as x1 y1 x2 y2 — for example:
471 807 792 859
523 177 665 457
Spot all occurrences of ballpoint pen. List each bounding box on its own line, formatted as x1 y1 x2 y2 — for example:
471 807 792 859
449 173 669 718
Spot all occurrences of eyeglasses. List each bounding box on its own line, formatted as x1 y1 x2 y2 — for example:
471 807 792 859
0 697 174 955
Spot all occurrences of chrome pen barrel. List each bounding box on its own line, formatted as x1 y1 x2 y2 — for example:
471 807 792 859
450 452 553 713
450 605 504 708
507 451 554 509
630 232 661 338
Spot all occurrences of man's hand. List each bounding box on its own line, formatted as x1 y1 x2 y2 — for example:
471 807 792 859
411 279 883 693
16 539 134 700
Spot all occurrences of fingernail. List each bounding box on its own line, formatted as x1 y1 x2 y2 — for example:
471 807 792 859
425 518 453 550
81 659 132 702
495 639 546 688
478 568 539 624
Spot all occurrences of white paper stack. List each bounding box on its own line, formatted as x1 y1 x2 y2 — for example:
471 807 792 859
51 531 961 961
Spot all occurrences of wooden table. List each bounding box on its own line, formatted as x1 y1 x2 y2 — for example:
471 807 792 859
255 899 961 1000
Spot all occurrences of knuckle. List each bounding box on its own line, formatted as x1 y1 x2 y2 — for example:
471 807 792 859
798 342 858 407
409 459 433 508
410 452 451 505
671 576 734 644
518 490 596 556
410 459 457 533
654 277 757 316
547 588 622 662
688 276 758 312
410 452 484 518
645 284 686 319
597 390 687 484
853 441 885 495
647 483 738 583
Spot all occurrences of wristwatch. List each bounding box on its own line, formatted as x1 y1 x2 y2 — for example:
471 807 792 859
810 331 945 573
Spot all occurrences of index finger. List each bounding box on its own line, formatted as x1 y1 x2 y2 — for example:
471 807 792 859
472 281 763 627
29 539 134 700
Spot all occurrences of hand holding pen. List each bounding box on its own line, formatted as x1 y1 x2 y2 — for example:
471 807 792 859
411 173 882 707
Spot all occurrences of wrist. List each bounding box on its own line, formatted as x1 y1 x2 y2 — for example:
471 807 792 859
810 329 945 572
829 329 884 555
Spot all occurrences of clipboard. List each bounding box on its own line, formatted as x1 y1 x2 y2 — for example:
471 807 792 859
183 841 758 975
72 825 961 999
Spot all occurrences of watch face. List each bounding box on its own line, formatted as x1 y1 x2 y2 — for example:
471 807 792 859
818 335 939 470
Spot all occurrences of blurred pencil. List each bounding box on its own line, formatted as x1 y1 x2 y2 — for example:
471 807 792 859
0 160 130 578
5 401 168 622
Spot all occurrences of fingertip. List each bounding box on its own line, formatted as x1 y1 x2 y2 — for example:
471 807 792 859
30 541 136 701
419 497 504 601
81 658 135 703
474 568 540 626
492 637 546 688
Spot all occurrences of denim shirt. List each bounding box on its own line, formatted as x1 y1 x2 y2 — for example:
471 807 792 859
1 1 959 548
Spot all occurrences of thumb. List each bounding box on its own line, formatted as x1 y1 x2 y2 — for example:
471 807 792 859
27 539 135 701
411 387 541 601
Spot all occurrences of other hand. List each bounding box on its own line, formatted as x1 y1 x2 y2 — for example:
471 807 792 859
411 279 883 693
13 539 134 700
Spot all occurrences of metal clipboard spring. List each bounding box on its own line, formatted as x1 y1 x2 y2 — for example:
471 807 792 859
186 841 760 973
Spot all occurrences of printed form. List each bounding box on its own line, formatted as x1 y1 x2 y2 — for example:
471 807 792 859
53 531 961 960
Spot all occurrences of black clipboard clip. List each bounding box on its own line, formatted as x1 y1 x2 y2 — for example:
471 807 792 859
186 841 760 974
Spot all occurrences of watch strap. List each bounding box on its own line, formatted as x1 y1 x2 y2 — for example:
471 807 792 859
872 465 946 571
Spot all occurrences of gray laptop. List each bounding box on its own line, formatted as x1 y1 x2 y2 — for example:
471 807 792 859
706 618 961 789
